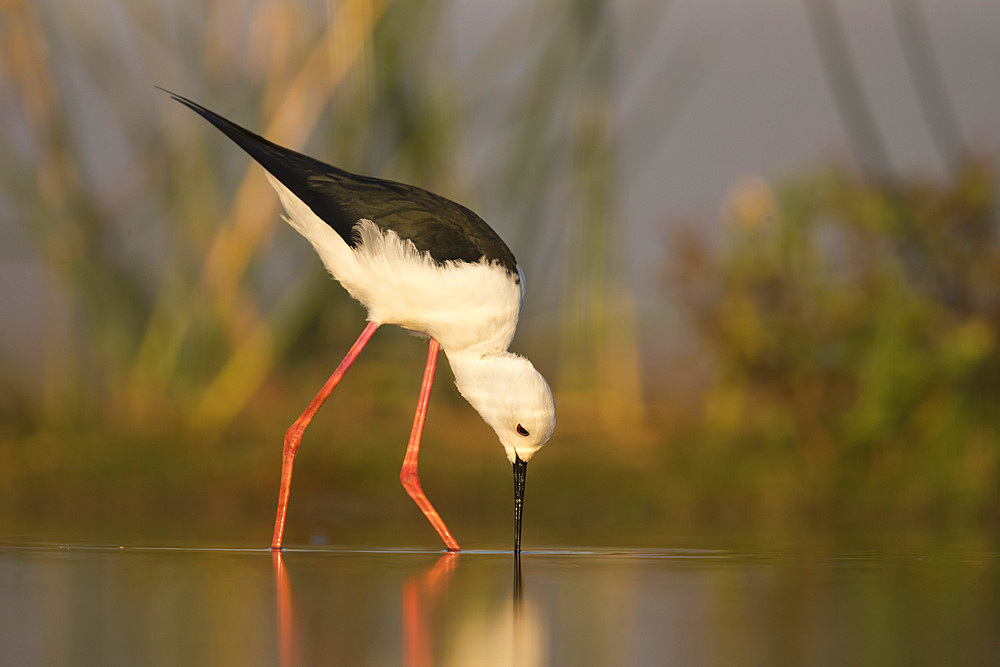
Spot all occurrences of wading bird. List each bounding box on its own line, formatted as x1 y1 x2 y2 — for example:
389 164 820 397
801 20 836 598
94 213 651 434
165 91 555 553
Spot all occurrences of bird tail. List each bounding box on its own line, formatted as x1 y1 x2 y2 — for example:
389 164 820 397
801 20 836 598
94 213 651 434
157 87 361 244
156 87 325 177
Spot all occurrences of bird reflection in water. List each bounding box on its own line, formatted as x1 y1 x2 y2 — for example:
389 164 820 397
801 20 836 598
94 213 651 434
402 552 459 666
271 551 539 665
269 551 461 667
512 552 524 662
272 551 299 667
513 551 523 610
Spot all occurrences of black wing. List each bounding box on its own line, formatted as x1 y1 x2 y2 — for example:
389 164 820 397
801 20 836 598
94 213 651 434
162 89 518 275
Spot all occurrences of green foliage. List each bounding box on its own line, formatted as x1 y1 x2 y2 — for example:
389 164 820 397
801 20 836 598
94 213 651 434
4 0 995 544
671 162 1000 528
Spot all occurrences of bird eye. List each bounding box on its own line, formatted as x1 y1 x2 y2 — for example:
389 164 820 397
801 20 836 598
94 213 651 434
516 424 530 437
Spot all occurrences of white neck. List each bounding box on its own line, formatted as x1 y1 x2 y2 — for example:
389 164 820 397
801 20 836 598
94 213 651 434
446 348 518 410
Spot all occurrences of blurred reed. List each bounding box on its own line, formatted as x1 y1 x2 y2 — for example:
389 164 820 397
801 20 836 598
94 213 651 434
0 0 653 537
1 0 649 435
4 0 996 541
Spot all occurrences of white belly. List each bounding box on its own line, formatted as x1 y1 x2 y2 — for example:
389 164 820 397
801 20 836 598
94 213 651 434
267 175 521 354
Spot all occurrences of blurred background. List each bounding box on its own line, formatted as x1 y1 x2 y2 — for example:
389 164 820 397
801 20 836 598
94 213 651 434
1 0 999 548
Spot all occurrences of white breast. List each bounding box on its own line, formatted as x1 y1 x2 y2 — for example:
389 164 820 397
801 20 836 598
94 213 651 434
266 174 522 354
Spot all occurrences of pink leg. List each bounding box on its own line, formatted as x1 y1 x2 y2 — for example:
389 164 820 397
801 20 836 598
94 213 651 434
271 321 380 550
400 338 461 552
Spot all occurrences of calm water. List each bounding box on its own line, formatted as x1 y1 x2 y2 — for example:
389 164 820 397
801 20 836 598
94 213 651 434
1 542 998 665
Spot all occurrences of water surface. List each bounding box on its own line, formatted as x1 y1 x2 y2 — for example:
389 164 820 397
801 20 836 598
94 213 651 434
1 542 997 665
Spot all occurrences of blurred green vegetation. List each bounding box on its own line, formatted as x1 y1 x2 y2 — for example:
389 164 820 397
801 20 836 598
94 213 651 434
0 0 647 546
667 161 1000 532
0 0 998 546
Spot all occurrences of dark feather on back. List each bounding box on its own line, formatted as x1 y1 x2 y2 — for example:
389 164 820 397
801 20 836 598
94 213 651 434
163 90 519 276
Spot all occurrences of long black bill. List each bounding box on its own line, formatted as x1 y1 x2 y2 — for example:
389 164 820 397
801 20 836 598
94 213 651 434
512 455 528 553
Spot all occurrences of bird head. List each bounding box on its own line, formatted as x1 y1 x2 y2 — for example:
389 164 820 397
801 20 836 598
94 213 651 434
447 350 554 553
447 351 556 462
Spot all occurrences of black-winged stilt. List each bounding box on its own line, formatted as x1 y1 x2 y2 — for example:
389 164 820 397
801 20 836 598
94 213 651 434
165 91 555 553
